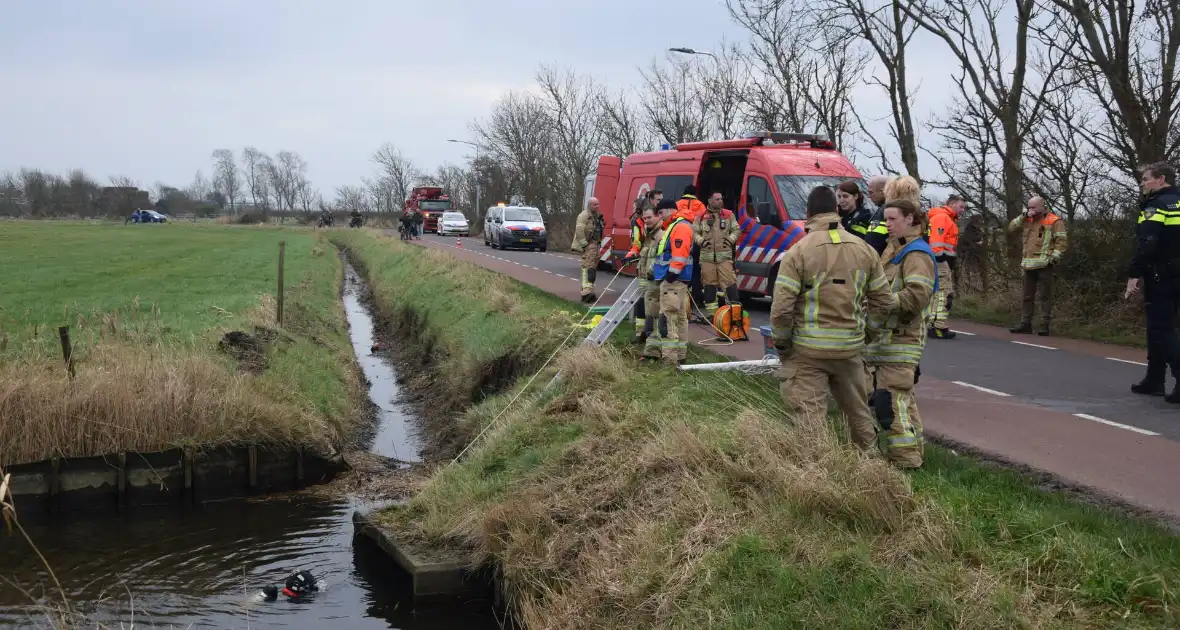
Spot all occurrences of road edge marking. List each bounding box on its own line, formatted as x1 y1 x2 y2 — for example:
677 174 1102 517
1011 340 1057 350
1106 357 1148 367
1073 413 1160 436
952 381 1012 397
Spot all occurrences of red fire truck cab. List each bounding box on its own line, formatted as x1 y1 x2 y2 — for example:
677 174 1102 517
582 131 867 298
405 186 453 234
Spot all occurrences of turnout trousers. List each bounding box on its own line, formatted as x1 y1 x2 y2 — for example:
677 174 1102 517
930 260 954 330
868 363 924 468
779 352 877 450
1019 266 1054 332
579 245 599 298
658 280 690 364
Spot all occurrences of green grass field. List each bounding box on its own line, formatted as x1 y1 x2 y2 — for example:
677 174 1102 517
0 221 359 465
333 233 1180 630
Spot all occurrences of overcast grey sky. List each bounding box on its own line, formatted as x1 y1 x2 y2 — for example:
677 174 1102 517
0 0 963 195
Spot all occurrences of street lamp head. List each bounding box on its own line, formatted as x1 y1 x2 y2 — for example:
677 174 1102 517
668 47 696 54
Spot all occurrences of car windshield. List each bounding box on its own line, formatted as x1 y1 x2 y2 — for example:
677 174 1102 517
419 200 451 211
442 212 466 221
504 207 542 222
774 175 866 220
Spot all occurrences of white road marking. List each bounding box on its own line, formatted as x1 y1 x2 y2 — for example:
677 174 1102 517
1106 357 1148 367
1073 413 1160 436
543 270 552 274
1011 340 1057 350
952 330 976 336
952 381 1012 397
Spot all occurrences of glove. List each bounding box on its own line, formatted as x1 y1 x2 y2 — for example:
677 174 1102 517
666 271 680 283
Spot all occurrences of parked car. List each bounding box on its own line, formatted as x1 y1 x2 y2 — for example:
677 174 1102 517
437 211 470 236
130 210 168 223
483 204 547 251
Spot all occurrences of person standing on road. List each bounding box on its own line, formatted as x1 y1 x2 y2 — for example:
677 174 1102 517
628 197 654 341
624 202 670 357
677 185 709 322
693 191 742 321
1125 162 1180 401
1008 196 1068 336
770 186 896 449
864 198 937 469
926 195 963 340
652 202 696 366
571 197 606 303
862 175 891 255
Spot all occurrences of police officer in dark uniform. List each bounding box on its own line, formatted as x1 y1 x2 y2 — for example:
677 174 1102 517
1126 162 1180 402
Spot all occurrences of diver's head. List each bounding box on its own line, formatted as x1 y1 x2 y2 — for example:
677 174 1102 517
261 585 279 601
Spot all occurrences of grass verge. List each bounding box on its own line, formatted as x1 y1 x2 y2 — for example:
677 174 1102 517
0 221 361 465
955 290 1144 348
363 246 1180 629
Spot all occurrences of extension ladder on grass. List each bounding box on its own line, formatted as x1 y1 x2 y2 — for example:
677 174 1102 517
582 278 643 347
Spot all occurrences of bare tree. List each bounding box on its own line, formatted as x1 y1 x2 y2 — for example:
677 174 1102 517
472 91 557 209
638 55 713 145
800 31 872 151
211 149 242 214
899 0 1067 223
108 175 138 188
241 147 271 213
1023 66 1103 222
336 184 371 213
815 0 923 178
188 169 212 202
699 40 751 139
598 88 658 156
536 65 605 216
1041 0 1180 176
727 0 816 134
371 143 418 213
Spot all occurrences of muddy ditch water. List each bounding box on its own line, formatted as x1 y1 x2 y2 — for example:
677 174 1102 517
0 261 501 629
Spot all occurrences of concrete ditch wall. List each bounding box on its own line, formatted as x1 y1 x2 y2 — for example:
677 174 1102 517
4 444 348 519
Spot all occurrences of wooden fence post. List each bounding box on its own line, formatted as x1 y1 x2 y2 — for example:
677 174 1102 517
277 240 286 326
58 326 74 379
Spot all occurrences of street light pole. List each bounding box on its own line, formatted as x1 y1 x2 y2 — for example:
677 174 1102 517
447 139 482 218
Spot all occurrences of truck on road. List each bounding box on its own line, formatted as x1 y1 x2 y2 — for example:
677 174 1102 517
583 131 867 299
405 186 453 234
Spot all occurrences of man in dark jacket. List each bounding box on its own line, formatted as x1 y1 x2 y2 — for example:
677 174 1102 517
1126 162 1180 401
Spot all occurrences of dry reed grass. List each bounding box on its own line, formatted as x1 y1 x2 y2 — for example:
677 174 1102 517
0 340 335 466
388 346 957 629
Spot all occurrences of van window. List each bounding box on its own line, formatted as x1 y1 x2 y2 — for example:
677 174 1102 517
487 207 501 222
745 175 775 221
504 207 543 222
774 175 863 220
655 175 695 200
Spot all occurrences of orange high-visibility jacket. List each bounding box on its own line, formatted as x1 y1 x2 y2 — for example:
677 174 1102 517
677 195 707 222
927 206 960 257
660 209 696 278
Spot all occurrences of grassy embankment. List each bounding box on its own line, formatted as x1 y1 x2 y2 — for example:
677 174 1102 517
0 221 360 466
955 291 1144 348
340 230 1180 629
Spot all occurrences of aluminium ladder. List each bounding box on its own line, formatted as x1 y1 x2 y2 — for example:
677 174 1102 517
582 277 644 347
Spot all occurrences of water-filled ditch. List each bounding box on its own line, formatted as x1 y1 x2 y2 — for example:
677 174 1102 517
0 261 499 628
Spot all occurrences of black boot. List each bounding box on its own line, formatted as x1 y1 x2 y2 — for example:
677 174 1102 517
1010 323 1032 334
1131 378 1166 396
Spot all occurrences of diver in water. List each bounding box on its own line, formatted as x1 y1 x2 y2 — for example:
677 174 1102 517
259 570 319 602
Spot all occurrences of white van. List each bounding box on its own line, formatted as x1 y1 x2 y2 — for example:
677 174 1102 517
483 204 548 252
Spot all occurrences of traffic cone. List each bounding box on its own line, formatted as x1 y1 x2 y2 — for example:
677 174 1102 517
456 238 462 249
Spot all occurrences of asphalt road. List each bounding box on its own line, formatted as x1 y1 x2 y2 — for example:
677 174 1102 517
421 233 1179 442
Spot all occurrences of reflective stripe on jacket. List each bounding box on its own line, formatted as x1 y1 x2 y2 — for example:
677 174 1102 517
1007 213 1067 270
926 206 959 257
693 208 741 262
769 213 897 359
865 229 937 365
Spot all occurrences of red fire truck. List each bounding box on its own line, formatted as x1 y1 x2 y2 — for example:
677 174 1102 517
404 186 453 234
583 131 866 299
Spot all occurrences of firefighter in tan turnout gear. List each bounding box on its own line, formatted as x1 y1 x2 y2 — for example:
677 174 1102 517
1008 195 1068 336
623 200 673 359
864 197 938 469
693 191 743 319
571 197 606 303
770 186 897 448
